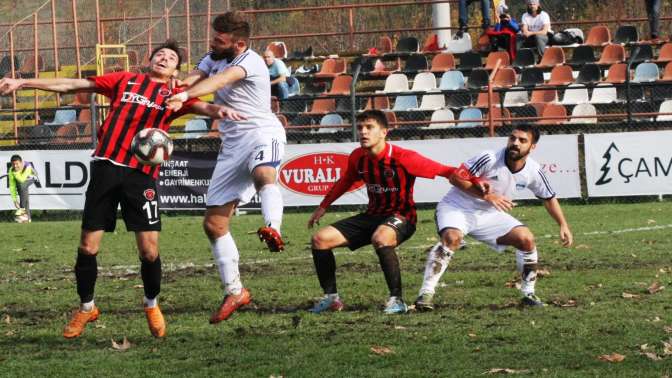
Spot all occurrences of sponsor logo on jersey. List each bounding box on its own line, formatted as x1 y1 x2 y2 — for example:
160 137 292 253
279 152 364 196
121 92 164 111
159 88 172 97
143 188 156 201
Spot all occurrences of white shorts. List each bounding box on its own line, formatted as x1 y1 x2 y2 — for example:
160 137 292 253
206 128 286 206
435 201 523 252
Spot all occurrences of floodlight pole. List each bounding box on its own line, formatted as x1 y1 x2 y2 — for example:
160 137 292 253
625 46 640 125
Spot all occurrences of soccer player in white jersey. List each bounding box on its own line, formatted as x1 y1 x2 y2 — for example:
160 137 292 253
415 125 573 310
166 12 286 323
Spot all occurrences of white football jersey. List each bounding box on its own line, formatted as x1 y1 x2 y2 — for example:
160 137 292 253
443 148 555 211
196 49 282 136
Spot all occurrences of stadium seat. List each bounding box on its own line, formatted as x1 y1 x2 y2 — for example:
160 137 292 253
530 88 558 104
384 110 398 128
576 63 602 84
52 123 79 145
430 53 456 73
656 100 672 121
511 104 539 124
26 124 53 143
0 55 20 77
604 63 627 83
315 58 347 78
467 68 489 89
569 103 598 124
520 67 545 87
306 97 336 114
19 53 45 77
630 44 653 64
266 41 288 59
457 107 483 127
410 72 437 91
614 25 638 45
503 87 529 107
585 25 611 47
404 54 429 72
590 84 618 103
487 106 511 127
395 36 420 54
632 62 659 82
439 70 466 90
75 122 93 144
380 73 409 93
183 119 208 139
663 61 672 81
45 109 77 126
475 91 501 108
512 48 536 69
445 33 473 54
317 113 344 133
561 84 590 105
492 67 517 88
429 109 454 129
328 75 353 95
537 47 565 68
370 58 400 77
418 94 445 110
597 44 626 65
364 95 390 110
375 36 394 55
445 92 472 107
569 45 596 66
654 43 672 63
78 109 91 124
546 65 575 86
458 51 483 70
392 95 418 111
537 103 567 125
422 33 440 53
485 51 510 70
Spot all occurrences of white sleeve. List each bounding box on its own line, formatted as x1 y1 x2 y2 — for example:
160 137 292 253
466 151 496 177
541 12 551 26
195 53 214 74
528 168 556 199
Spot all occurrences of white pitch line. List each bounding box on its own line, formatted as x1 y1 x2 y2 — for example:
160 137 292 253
100 223 672 273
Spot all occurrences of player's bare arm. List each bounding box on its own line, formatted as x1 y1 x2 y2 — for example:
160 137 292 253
448 174 514 212
307 207 326 228
189 101 247 121
166 66 246 111
0 77 95 95
543 197 573 247
178 70 208 87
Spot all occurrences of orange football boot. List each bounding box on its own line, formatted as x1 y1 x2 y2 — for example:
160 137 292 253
144 305 166 338
257 226 285 252
209 288 252 324
63 306 100 339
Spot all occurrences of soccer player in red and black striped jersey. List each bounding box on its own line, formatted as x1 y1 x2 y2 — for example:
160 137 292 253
306 110 485 314
0 39 243 339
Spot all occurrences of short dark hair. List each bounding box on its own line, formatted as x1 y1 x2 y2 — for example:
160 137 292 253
513 124 540 143
10 154 22 162
357 109 389 129
212 11 251 41
149 39 183 68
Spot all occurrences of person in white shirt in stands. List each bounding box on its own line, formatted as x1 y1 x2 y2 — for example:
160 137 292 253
414 124 573 311
517 0 552 59
167 11 287 324
263 50 299 100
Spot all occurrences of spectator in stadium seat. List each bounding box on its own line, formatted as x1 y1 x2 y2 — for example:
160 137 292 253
645 0 662 42
456 0 491 39
7 154 38 223
517 0 552 60
263 49 299 100
487 4 520 59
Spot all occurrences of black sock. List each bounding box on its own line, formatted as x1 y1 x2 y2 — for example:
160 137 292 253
75 251 97 303
140 256 162 300
375 246 402 298
312 249 337 294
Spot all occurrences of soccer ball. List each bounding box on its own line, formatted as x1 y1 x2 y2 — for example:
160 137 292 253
131 128 173 166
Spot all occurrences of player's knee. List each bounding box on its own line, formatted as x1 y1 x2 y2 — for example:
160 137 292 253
77 245 98 256
203 217 229 241
311 232 330 250
139 250 159 262
440 230 462 250
518 233 536 251
371 236 394 250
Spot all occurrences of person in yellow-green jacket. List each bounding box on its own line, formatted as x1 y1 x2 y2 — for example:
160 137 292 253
8 154 39 222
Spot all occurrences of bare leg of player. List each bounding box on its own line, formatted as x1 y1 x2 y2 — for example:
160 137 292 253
415 228 461 311
204 201 251 323
253 166 285 252
497 226 543 306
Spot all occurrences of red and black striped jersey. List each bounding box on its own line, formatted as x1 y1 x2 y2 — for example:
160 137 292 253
319 143 466 225
89 72 198 178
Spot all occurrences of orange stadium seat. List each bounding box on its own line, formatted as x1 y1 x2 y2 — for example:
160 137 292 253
53 123 79 145
475 91 501 108
546 65 574 86
430 53 456 73
492 67 517 88
654 43 672 63
328 75 352 95
597 44 625 65
662 62 672 81
585 26 611 47
315 58 347 79
530 88 558 104
485 51 510 70
604 63 627 83
488 106 511 127
364 95 390 110
537 47 565 68
306 96 336 114
537 103 567 125
370 58 400 77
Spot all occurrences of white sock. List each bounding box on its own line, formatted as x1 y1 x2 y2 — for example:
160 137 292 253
143 296 158 308
516 249 538 296
259 184 283 232
211 233 243 295
80 300 95 312
327 293 339 300
419 243 454 295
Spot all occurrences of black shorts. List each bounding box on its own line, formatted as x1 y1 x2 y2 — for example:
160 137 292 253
82 160 161 232
331 213 416 251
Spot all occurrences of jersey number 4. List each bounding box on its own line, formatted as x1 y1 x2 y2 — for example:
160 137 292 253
254 151 264 161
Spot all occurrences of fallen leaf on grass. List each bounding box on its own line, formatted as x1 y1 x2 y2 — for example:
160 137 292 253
2 315 10 324
647 219 657 224
95 323 106 329
5 330 15 336
111 337 131 351
370 346 394 355
640 343 650 351
575 244 591 250
42 287 57 291
504 279 521 289
597 353 625 362
551 299 577 307
663 339 672 355
484 368 530 375
622 292 640 299
394 325 406 330
468 333 477 338
132 284 144 289
647 281 665 294
537 268 551 277
664 326 672 334
641 352 662 361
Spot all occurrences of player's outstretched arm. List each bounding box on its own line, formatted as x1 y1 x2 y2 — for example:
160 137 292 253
0 77 94 95
190 102 247 121
543 197 573 247
307 207 326 228
166 66 245 111
179 70 207 88
448 174 514 212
